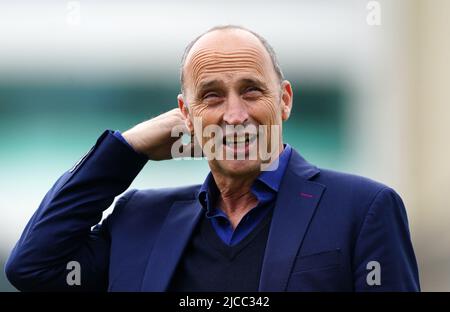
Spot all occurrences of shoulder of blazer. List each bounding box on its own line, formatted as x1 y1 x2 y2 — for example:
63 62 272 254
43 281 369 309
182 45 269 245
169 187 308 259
106 184 202 226
288 146 389 194
286 148 321 181
133 184 202 202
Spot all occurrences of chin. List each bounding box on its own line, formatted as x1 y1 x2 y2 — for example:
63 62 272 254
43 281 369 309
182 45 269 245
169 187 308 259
216 159 261 177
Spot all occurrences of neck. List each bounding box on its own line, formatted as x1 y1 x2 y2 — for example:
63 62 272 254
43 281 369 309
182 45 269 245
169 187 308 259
209 143 285 228
211 170 259 229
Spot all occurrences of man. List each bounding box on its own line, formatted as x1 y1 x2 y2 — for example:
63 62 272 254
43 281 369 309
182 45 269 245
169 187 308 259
5 25 420 291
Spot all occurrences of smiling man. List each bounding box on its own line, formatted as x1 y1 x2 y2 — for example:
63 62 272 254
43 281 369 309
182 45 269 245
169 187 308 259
5 25 420 291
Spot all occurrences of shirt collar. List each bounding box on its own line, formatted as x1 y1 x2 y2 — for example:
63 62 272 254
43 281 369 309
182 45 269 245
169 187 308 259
198 144 292 210
257 144 292 192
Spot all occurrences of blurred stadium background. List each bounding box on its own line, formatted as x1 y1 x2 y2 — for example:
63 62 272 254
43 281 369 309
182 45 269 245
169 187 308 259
0 0 449 291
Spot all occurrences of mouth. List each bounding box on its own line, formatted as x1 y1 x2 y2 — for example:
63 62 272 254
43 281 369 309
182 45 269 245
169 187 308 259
222 133 258 158
223 133 257 146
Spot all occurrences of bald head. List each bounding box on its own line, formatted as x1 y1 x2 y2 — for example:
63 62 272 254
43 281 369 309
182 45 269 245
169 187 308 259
180 25 284 93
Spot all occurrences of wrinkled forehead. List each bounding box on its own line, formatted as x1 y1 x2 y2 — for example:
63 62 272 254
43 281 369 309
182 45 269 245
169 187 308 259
184 31 275 91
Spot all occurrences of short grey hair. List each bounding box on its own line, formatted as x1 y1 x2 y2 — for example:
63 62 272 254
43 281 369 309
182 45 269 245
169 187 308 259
180 25 285 93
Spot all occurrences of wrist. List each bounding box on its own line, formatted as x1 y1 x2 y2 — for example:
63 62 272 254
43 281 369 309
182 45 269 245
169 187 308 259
122 130 146 155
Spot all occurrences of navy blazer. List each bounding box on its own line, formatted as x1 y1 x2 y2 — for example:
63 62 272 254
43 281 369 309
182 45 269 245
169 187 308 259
5 131 420 291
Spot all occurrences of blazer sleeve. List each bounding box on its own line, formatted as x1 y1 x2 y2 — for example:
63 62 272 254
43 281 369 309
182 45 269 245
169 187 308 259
352 187 420 291
4 130 147 291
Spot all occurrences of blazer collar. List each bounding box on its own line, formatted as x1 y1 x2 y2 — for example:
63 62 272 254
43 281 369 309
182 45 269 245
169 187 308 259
140 199 203 291
258 148 325 291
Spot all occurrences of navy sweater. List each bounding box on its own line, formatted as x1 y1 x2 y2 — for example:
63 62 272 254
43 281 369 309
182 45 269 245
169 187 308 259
168 205 274 292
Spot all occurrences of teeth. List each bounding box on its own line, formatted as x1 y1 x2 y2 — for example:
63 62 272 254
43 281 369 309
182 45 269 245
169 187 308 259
226 135 246 144
224 134 255 145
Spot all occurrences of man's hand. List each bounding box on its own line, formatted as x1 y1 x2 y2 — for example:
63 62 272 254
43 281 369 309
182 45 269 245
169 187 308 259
122 108 191 160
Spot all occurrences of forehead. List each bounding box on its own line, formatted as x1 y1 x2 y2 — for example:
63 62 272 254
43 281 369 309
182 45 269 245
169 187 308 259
184 29 274 87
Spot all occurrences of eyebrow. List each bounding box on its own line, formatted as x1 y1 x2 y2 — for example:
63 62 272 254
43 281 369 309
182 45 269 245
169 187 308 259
197 77 267 93
197 79 224 92
239 78 267 89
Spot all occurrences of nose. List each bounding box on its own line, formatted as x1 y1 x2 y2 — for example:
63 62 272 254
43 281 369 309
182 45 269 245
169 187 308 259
223 93 249 125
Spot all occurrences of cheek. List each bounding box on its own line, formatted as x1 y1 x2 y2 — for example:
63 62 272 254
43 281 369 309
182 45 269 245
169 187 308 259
190 102 208 118
189 102 224 138
249 96 281 126
190 101 222 120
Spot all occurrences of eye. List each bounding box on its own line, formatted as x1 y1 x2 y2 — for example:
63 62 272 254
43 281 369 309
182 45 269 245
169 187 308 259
201 92 224 105
203 92 219 99
242 86 263 99
244 86 262 93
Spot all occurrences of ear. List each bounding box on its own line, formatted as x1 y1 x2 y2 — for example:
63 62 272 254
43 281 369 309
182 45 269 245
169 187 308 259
280 80 293 121
178 94 194 132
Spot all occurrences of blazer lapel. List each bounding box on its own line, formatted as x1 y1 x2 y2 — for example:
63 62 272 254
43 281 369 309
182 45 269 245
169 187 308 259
259 150 325 291
140 199 203 291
